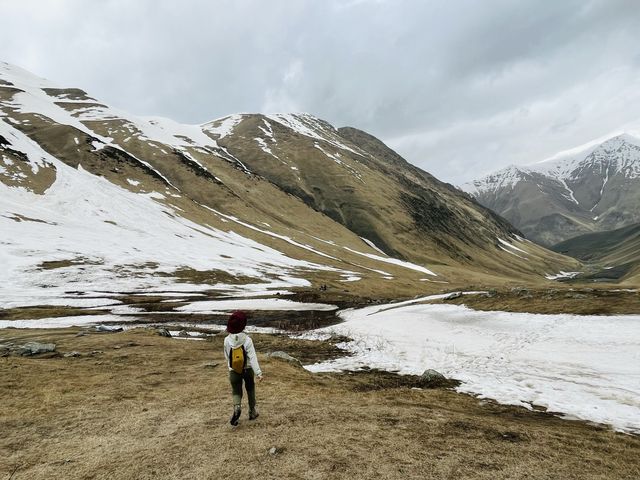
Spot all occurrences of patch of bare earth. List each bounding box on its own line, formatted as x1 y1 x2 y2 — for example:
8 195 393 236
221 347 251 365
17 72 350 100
1 328 638 479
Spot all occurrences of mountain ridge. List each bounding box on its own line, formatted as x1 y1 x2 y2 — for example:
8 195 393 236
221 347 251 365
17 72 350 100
462 133 640 246
1 61 582 306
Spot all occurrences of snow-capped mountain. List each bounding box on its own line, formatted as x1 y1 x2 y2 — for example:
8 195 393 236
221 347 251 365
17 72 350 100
0 62 580 306
462 134 640 246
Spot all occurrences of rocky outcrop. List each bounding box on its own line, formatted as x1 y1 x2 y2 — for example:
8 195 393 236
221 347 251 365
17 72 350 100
0 341 57 356
267 351 303 367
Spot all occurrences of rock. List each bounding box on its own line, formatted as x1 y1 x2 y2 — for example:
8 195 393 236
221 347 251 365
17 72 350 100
443 291 462 300
269 447 278 456
510 287 530 296
92 325 123 333
178 330 189 338
203 362 219 369
267 351 302 367
18 342 56 356
156 328 172 338
64 351 81 358
420 369 447 386
75 332 87 337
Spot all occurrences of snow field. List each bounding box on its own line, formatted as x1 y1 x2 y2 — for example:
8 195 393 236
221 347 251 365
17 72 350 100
0 121 336 308
306 297 640 434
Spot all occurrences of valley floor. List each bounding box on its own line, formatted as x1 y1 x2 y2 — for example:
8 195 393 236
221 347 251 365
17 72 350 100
1 328 639 480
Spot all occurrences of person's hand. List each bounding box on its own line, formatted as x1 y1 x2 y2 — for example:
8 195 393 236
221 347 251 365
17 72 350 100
257 374 264 382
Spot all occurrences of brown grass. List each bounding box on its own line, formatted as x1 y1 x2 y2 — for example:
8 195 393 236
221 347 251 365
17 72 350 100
0 307 110 321
37 258 104 270
440 288 640 315
1 328 638 480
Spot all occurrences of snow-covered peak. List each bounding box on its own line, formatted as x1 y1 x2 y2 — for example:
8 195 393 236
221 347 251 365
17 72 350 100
466 133 640 194
461 164 530 195
598 133 640 150
0 61 224 154
0 62 58 90
535 133 640 174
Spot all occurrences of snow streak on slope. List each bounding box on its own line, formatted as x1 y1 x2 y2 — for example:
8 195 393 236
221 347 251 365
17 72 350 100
0 121 331 308
343 247 437 276
307 297 640 434
202 114 245 140
266 113 363 156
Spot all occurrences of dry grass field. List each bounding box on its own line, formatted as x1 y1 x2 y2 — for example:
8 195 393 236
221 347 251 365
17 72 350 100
2 327 639 480
437 288 640 315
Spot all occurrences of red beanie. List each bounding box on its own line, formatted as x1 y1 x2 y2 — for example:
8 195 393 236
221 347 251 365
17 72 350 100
227 311 247 334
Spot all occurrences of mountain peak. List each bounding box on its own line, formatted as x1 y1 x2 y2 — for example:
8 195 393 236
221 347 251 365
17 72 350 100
465 131 640 245
596 132 640 151
461 164 529 194
0 61 57 90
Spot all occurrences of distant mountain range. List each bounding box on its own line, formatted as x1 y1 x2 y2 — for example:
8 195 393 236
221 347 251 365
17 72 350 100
462 134 640 246
0 62 580 304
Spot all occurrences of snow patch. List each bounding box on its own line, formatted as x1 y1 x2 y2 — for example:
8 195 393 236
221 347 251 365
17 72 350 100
343 247 437 276
306 298 640 434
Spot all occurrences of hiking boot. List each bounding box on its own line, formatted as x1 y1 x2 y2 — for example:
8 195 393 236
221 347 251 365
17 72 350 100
230 405 241 426
249 408 259 420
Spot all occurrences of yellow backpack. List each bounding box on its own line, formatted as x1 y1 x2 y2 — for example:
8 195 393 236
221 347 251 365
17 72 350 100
230 345 246 374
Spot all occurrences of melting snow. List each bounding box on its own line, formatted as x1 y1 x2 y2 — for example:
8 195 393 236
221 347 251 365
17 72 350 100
0 122 336 308
0 315 137 329
306 297 640 434
176 298 338 313
360 237 386 255
545 271 581 280
266 113 362 156
343 247 437 276
202 114 244 140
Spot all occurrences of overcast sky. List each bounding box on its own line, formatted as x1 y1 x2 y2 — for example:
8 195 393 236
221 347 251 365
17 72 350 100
2 0 640 184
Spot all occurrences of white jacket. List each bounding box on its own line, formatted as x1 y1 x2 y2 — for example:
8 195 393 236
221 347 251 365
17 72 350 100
224 333 262 376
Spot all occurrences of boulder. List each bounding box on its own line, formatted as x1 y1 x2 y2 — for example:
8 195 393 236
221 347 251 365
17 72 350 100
267 351 302 367
420 369 448 386
443 291 462 300
64 351 81 358
156 328 172 338
92 325 123 332
18 342 56 356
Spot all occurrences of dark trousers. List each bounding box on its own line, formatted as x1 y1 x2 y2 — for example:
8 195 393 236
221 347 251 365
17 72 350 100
229 368 256 409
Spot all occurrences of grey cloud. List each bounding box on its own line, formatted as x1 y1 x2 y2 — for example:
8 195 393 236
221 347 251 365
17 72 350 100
1 0 640 184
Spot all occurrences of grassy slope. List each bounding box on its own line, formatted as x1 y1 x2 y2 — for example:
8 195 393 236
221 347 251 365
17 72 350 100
2 77 584 295
438 288 640 315
1 328 639 480
551 223 640 261
551 223 640 282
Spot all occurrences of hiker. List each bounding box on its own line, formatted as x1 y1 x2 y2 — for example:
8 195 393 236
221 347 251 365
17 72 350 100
224 310 263 426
